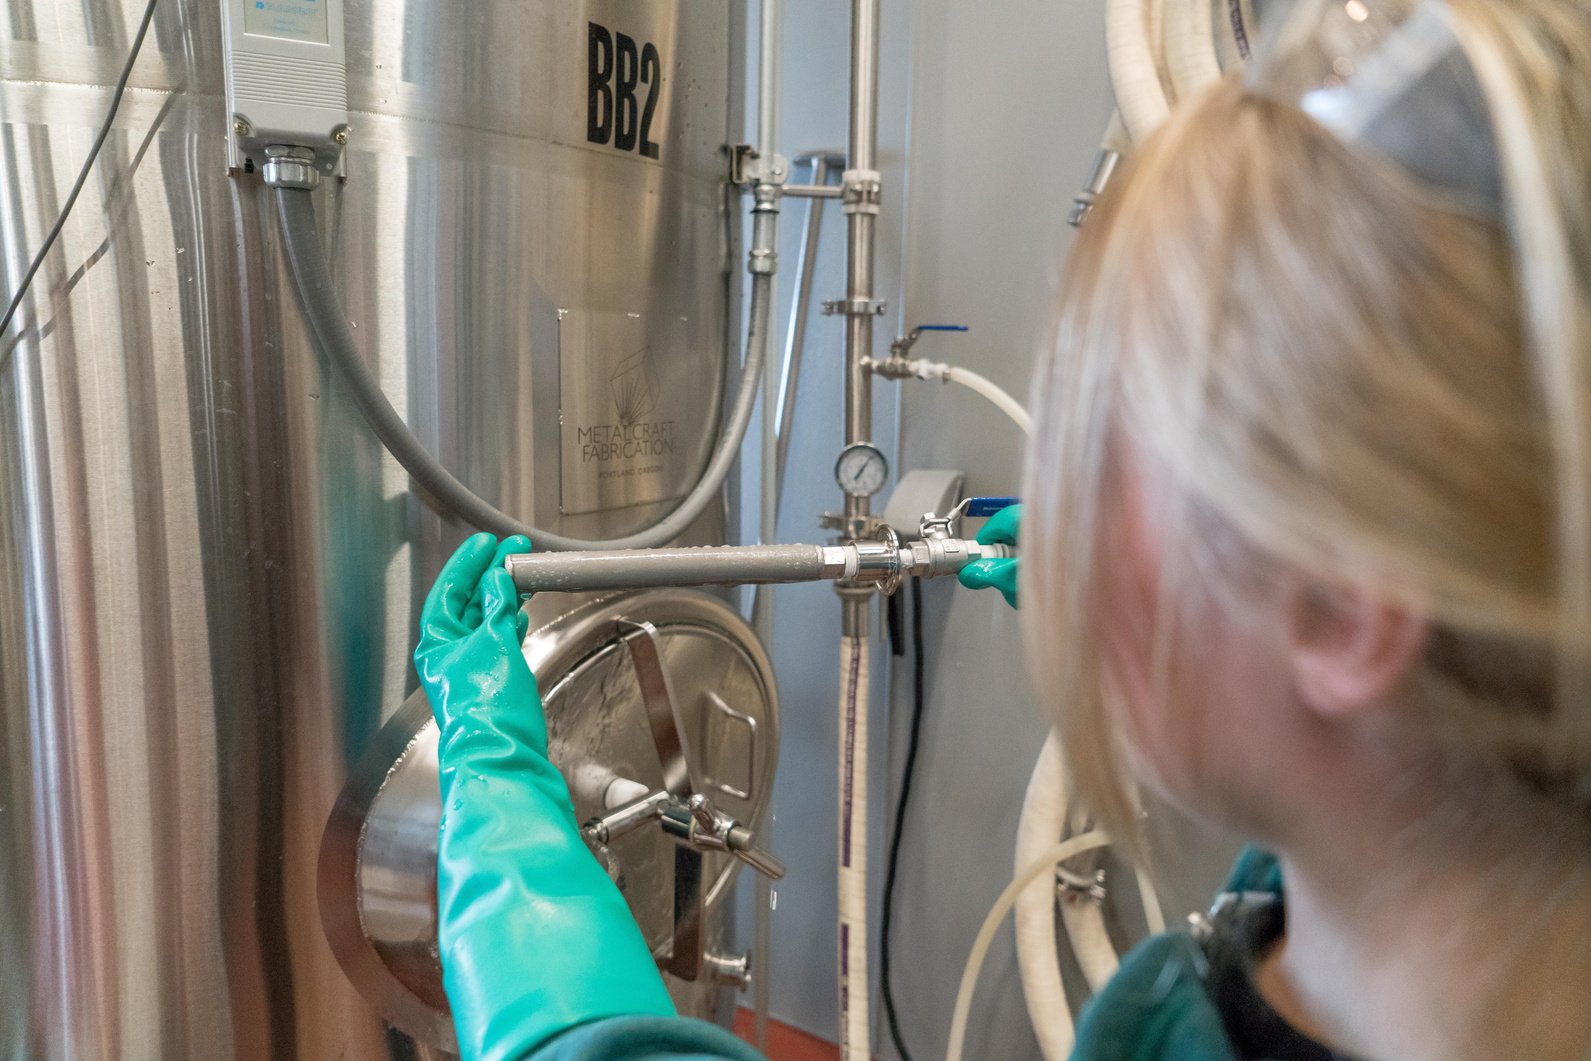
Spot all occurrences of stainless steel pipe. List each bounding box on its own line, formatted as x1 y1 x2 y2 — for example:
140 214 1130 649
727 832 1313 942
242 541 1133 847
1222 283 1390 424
507 544 841 593
839 0 883 638
503 538 1011 595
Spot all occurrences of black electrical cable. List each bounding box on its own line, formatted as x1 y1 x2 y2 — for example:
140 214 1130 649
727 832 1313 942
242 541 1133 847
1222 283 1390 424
0 0 159 343
881 575 929 1061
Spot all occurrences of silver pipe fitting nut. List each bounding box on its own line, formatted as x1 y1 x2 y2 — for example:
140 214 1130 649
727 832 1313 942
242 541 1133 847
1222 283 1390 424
262 146 321 189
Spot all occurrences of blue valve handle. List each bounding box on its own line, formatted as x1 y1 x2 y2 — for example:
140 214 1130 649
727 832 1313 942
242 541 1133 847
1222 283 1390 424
916 324 969 332
966 496 1019 518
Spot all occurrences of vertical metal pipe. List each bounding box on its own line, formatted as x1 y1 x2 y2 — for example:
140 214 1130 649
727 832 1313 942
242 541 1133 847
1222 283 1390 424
752 0 782 639
840 0 881 640
847 0 880 174
751 0 783 1048
836 6 881 1060
758 0 782 164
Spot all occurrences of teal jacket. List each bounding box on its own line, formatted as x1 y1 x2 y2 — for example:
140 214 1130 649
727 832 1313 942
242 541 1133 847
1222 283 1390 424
532 1017 765 1060
1069 847 1285 1061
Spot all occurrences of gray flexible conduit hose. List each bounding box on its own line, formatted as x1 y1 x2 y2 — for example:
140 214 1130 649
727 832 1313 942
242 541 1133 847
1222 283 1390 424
274 185 769 551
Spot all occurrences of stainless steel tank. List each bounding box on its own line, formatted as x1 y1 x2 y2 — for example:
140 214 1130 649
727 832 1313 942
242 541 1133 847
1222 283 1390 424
0 2 769 1057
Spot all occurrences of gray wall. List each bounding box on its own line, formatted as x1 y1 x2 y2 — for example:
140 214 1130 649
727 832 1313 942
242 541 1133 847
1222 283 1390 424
738 2 1241 1057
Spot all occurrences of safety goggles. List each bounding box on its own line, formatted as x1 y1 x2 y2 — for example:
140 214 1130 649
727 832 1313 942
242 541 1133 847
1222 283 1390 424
1247 0 1503 221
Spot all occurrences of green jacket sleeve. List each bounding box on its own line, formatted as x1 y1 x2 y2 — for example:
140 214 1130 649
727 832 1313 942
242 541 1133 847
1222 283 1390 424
533 1016 768 1060
1070 933 1238 1061
1070 847 1285 1061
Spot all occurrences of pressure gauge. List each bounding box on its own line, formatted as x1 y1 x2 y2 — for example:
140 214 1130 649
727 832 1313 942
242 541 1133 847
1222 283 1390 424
834 443 889 498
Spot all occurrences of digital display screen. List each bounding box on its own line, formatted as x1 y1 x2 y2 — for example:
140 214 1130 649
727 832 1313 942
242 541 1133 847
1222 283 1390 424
244 0 328 45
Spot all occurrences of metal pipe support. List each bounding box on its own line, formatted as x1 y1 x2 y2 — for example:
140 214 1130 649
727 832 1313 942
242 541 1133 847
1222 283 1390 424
782 184 843 198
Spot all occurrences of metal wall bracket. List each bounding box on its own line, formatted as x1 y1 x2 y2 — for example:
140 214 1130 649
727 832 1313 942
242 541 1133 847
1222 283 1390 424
821 298 888 317
731 143 790 186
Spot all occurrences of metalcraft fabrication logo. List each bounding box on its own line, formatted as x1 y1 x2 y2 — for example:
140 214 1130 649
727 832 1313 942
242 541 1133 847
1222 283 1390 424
576 347 677 463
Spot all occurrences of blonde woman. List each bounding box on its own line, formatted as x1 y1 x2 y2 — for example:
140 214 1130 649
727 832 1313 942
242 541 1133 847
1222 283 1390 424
415 0 1591 1058
971 0 1591 1057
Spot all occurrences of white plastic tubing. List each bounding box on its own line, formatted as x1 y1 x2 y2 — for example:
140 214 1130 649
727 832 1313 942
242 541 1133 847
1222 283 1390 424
944 366 1033 436
837 634 870 1061
947 831 1114 1061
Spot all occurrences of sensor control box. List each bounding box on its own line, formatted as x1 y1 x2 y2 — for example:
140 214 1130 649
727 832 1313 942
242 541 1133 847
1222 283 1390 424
220 0 348 174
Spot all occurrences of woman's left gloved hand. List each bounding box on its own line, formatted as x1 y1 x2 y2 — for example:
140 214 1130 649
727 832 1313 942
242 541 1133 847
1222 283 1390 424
957 503 1021 609
415 533 675 1061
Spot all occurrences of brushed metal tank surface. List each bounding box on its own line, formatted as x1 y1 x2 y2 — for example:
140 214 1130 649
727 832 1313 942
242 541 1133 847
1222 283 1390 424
321 589 778 1050
0 1 736 1058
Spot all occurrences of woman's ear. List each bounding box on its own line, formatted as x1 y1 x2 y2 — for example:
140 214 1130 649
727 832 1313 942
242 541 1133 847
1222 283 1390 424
1289 583 1429 718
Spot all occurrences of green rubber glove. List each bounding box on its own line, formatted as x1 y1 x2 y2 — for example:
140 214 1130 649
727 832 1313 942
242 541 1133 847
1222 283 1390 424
957 503 1021 609
414 533 676 1061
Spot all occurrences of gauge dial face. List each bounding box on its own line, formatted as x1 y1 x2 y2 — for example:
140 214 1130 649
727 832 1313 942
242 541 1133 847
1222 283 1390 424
834 443 888 497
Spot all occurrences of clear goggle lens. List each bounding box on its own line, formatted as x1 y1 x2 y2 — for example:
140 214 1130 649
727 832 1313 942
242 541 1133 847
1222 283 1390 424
1247 0 1502 219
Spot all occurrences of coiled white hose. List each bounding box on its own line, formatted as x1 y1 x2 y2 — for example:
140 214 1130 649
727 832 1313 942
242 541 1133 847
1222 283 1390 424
1014 733 1169 1060
946 831 1113 1061
1014 736 1104 1060
1015 737 1115 1059
1107 0 1173 142
1166 0 1223 101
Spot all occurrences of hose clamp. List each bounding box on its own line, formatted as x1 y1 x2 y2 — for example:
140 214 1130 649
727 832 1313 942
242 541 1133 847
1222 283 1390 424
846 524 903 596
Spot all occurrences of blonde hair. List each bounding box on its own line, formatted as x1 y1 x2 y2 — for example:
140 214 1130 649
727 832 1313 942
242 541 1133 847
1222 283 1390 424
1021 0 1591 846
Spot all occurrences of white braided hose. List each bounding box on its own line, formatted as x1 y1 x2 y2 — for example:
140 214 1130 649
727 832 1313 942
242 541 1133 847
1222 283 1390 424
837 635 871 1061
1165 0 1223 102
947 832 1114 1061
1108 0 1172 143
1014 734 1119 1060
1013 733 1170 1058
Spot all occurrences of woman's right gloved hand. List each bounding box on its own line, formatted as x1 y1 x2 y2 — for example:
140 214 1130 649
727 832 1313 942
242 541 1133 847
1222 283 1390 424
957 503 1021 609
414 533 676 1061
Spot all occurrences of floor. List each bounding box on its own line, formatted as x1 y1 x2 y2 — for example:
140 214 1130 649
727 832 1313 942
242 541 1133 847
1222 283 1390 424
732 1008 842 1061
